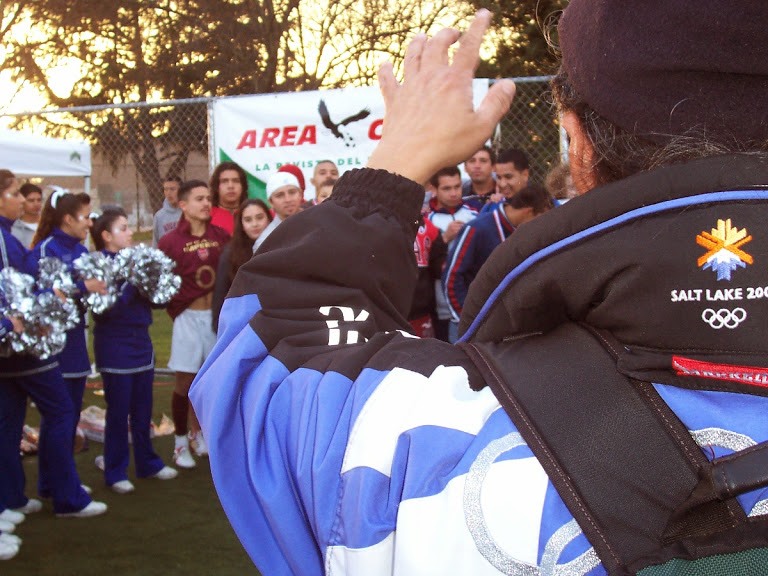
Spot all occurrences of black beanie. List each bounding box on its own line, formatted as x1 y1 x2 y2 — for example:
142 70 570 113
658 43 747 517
559 1 768 146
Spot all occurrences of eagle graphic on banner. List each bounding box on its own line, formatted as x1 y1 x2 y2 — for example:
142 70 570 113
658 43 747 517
318 99 371 147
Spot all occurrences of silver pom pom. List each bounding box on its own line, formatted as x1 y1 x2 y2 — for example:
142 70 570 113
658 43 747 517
0 267 78 359
0 267 36 355
73 252 119 314
37 257 78 297
22 291 77 358
116 245 181 305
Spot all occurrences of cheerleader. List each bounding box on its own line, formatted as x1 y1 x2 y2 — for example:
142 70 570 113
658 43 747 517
27 190 107 501
27 190 106 432
0 171 105 519
91 208 177 493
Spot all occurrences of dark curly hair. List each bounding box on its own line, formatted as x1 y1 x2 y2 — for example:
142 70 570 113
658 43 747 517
210 162 248 207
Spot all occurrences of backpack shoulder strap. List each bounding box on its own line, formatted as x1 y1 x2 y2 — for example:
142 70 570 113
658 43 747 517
460 322 768 575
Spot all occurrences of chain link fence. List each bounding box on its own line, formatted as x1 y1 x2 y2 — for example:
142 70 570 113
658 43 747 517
1 77 563 229
494 76 566 185
2 99 213 231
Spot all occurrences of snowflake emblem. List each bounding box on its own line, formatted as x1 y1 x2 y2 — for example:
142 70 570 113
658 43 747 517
696 218 753 281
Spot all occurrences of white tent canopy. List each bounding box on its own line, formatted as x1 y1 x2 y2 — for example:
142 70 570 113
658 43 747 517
0 128 91 177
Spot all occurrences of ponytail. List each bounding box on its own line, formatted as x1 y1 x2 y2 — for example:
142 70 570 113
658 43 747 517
32 190 91 247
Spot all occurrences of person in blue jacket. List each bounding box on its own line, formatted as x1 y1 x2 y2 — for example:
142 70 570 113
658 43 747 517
0 171 106 519
0 301 24 560
443 184 553 321
478 148 530 215
190 6 768 576
90 207 178 493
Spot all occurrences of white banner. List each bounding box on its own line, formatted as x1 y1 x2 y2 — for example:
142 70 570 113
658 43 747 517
211 80 489 200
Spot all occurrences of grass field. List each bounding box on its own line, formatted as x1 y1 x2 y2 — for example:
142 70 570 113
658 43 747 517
148 309 173 368
5 383 261 576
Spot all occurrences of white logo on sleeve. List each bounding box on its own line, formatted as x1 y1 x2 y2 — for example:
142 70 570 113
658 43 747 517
319 306 370 345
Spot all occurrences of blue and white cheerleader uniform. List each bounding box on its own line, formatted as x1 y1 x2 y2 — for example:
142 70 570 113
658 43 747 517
93 250 165 486
0 217 90 514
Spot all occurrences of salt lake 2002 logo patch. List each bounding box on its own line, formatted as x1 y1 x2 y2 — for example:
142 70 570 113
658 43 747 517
696 218 753 281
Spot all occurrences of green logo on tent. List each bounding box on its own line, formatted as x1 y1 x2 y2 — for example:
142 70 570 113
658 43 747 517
70 151 81 163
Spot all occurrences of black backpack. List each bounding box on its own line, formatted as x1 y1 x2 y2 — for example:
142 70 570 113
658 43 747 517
461 323 768 575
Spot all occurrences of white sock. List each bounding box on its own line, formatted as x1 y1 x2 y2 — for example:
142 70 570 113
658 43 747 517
174 434 189 449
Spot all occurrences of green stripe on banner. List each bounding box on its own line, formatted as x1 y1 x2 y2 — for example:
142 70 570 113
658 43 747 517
638 548 768 576
219 149 267 202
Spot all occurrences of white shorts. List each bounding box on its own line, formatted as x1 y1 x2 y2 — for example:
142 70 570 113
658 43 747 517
167 309 217 374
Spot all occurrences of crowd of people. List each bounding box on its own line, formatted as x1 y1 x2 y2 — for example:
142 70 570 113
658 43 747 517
413 147 566 343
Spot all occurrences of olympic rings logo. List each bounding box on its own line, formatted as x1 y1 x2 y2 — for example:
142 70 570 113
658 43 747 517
701 307 747 329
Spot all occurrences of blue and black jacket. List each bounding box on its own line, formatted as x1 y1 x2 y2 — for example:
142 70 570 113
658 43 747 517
191 155 768 576
443 203 515 320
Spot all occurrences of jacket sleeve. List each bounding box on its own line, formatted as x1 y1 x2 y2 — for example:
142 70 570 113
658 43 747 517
189 168 425 574
156 233 170 257
443 221 478 318
93 281 142 323
24 245 40 279
479 201 496 215
24 242 89 293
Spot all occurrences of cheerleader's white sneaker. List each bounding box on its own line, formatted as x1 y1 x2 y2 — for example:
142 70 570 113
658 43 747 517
0 510 24 525
151 466 178 480
110 481 135 494
189 430 208 457
0 539 19 561
56 500 108 518
173 445 196 469
12 499 42 514
0 533 21 546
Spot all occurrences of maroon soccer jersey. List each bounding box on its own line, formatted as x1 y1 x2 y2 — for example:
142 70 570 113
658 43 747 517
158 217 231 319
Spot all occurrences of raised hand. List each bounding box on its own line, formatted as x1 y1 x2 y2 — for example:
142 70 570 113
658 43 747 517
367 10 516 184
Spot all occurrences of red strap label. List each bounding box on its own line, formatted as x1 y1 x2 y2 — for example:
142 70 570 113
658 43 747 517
672 356 768 388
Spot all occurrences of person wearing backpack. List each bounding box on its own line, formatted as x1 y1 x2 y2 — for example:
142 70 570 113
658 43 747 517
191 5 768 575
